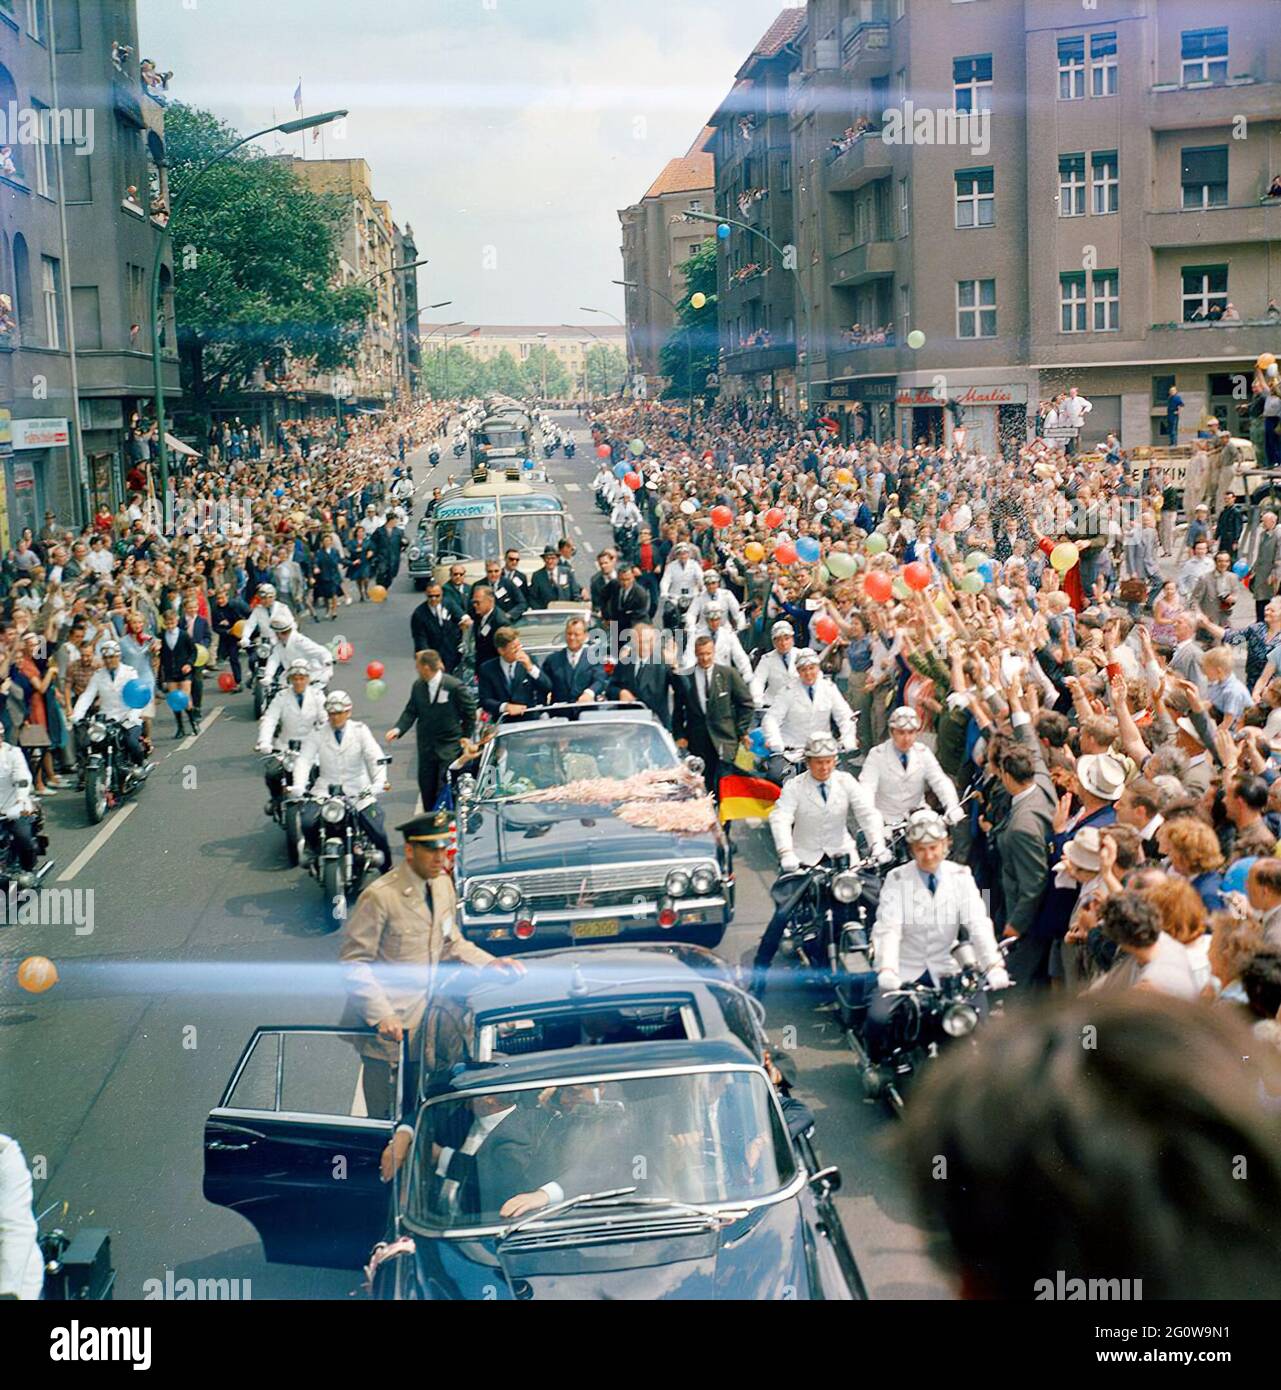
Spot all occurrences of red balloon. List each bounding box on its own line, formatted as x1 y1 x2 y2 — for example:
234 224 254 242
774 542 798 566
624 472 642 490
336 641 354 663
903 561 931 592
710 505 733 529
813 614 839 644
596 443 611 458
763 507 784 529
217 671 236 693
366 661 385 680
864 570 893 603
702 450 715 461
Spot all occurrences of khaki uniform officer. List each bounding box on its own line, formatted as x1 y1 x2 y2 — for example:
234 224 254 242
339 809 524 1123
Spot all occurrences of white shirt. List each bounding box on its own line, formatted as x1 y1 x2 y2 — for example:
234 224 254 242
257 683 327 752
0 743 35 819
751 646 798 707
874 860 1001 981
0 1135 43 1300
435 1104 516 1209
769 769 886 864
762 676 857 753
71 662 144 728
1062 394 1093 427
240 600 294 648
679 626 752 683
86 548 115 576
686 588 745 634
660 558 705 601
290 719 386 798
858 739 960 823
264 629 335 686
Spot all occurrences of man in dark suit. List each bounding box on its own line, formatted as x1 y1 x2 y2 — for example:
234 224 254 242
387 649 477 811
673 634 754 793
607 622 676 730
429 1094 559 1220
470 586 512 670
601 562 651 631
477 627 551 719
992 742 1055 942
1250 511 1281 621
543 616 609 705
411 582 466 672
493 549 531 621
371 515 404 588
442 564 471 618
528 547 580 608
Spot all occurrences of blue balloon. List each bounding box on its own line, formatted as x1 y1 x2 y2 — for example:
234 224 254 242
165 689 190 712
1223 856 1257 896
796 536 821 563
978 561 996 584
1233 560 1250 577
122 678 152 710
613 461 631 479
716 222 731 240
833 510 847 523
749 728 768 754
523 458 534 470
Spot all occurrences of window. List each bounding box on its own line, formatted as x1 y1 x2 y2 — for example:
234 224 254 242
780 158 790 192
40 255 61 348
1060 272 1087 333
1152 374 1176 406
1181 27 1228 84
1181 146 1228 209
1181 265 1228 321
956 278 996 338
854 200 868 245
1090 32 1117 95
896 67 907 105
30 101 52 198
1058 153 1086 216
954 167 994 227
953 54 992 113
898 176 910 236
1058 36 1085 100
127 262 145 344
72 285 101 349
899 283 911 339
688 199 702 213
1091 151 1118 214
1093 270 1119 331
25 0 44 41
53 0 82 51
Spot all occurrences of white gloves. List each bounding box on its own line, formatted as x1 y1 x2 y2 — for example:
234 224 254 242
780 854 801 874
985 966 1011 991
945 804 965 826
873 845 894 866
877 969 902 993
255 743 272 756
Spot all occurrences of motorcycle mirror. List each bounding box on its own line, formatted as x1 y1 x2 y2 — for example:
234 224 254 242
808 1165 841 1194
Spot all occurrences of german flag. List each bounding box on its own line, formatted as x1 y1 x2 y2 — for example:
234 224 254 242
717 773 781 824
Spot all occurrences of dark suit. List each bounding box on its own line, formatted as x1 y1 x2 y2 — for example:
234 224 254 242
433 1104 559 1219
477 656 551 720
394 672 477 810
993 787 1055 939
607 660 676 730
602 579 651 628
371 525 404 586
493 570 529 621
442 580 470 617
543 648 608 705
471 605 512 669
158 627 198 684
673 663 754 792
528 564 580 608
410 601 464 671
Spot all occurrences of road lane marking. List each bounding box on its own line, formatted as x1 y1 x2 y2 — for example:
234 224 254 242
564 482 581 492
574 525 582 536
178 704 224 752
57 803 139 882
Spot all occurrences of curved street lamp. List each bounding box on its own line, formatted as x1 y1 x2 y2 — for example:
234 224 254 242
580 305 630 399
613 279 700 437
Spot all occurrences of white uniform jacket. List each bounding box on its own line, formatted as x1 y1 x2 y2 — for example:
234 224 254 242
678 625 752 683
291 720 387 799
769 770 886 864
858 739 960 822
750 647 799 707
0 1135 43 1300
264 630 335 687
71 663 144 729
0 743 35 819
873 860 1001 981
762 676 857 752
660 559 705 602
257 684 328 752
240 600 294 649
686 588 746 634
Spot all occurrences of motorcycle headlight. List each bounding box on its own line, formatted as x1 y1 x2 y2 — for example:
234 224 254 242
942 1002 979 1038
831 869 862 905
495 884 522 913
321 798 346 824
665 869 691 898
469 885 496 914
690 865 718 897
88 722 106 743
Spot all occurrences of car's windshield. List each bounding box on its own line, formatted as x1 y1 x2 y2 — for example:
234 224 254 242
435 514 498 563
501 509 565 555
476 720 677 798
407 1068 794 1230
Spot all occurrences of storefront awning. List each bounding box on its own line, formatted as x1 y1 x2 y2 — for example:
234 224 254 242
165 432 200 457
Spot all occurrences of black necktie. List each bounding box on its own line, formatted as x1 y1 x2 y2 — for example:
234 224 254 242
807 686 815 702
927 873 937 895
820 782 828 802
296 693 304 708
900 751 909 770
335 727 344 745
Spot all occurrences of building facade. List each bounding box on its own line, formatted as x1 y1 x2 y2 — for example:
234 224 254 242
422 323 628 398
396 221 421 399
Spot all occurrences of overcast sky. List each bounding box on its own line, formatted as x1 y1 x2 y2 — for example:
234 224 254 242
137 0 795 326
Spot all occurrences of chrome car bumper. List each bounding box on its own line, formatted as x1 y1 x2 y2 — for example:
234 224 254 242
461 894 731 945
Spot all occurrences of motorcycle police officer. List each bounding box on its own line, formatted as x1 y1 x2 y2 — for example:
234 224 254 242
238 583 293 654
0 733 41 872
750 620 799 707
263 613 335 687
71 639 147 769
291 689 391 874
750 733 888 999
760 648 857 782
864 809 1008 1061
859 705 962 826
256 658 327 811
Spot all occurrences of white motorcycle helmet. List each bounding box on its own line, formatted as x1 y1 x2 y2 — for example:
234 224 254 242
324 690 353 714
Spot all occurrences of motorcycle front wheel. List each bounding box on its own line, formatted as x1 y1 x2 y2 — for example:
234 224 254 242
283 803 302 867
252 681 267 721
85 767 108 825
320 857 345 930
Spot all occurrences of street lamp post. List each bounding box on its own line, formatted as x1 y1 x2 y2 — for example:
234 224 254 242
684 210 812 422
355 257 428 411
150 108 347 528
536 331 549 403
425 321 466 400
403 301 450 401
580 306 629 400
613 279 698 439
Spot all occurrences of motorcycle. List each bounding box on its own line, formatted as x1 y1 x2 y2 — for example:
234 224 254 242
302 770 391 927
542 440 557 459
262 740 305 866
428 446 440 465
563 439 576 458
81 719 153 825
37 1200 116 1299
251 642 282 721
452 440 467 458
0 803 54 890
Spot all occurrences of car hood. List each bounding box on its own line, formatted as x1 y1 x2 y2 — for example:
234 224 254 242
458 799 722 879
410 1199 811 1300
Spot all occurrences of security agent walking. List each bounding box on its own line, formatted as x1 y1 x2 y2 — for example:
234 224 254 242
859 705 962 826
256 658 326 809
341 811 525 1126
751 733 888 999
291 689 392 875
387 649 477 813
864 810 1008 1063
673 633 754 794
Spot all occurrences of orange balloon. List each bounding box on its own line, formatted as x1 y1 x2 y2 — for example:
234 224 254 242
835 468 852 485
17 955 58 993
368 584 388 603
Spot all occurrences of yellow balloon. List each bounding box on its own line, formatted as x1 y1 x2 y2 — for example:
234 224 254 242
368 584 388 603
17 955 58 993
744 541 765 564
835 468 852 485
690 292 707 310
231 621 245 639
194 644 210 668
1257 353 1277 372
1050 542 1079 573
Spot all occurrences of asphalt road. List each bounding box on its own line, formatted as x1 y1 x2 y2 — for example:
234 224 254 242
0 412 950 1300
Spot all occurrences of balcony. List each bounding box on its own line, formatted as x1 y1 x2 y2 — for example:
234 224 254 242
1145 200 1279 249
1145 318 1280 361
726 264 771 300
723 341 798 376
828 340 899 380
840 6 890 76
825 128 891 193
1146 76 1281 131
829 241 894 287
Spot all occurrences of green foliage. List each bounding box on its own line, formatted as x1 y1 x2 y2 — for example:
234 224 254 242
660 238 718 400
519 345 571 399
584 345 627 396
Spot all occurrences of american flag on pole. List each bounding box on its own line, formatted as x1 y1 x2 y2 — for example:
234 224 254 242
293 80 303 112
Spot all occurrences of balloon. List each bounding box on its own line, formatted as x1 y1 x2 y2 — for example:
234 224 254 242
813 614 839 644
366 661 385 680
864 571 893 603
907 330 926 350
717 222 731 240
369 584 388 603
1050 542 1079 573
335 641 354 663
833 510 848 523
960 572 984 594
978 561 996 584
194 644 210 668
1233 560 1250 577
217 672 237 693
166 689 190 712
935 594 951 614
892 576 912 600
774 542 798 566
965 551 989 571
796 536 821 563
826 552 858 580
864 532 888 555
690 293 707 310
614 461 631 478
679 498 698 516
710 505 733 529
596 443 611 458
835 468 852 484
366 679 388 702
744 541 765 564
749 727 768 754
122 679 152 709
625 472 642 490
630 438 646 457
903 561 931 591
17 955 57 993
231 621 245 639
1223 856 1257 895
763 507 784 529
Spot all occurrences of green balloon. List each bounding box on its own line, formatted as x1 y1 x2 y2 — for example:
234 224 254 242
366 679 388 702
629 438 645 457
892 576 912 600
826 552 858 580
965 551 989 571
960 572 985 594
864 532 888 556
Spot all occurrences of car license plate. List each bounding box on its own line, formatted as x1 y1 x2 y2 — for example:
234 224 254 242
572 918 619 939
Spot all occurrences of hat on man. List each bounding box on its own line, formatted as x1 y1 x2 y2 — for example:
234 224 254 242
542 546 559 558
803 733 839 759
771 620 794 637
889 705 921 732
1055 824 1103 874
270 614 294 632
397 810 455 847
1075 752 1126 801
795 648 821 669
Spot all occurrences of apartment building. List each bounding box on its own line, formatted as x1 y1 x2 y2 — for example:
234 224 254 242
426 323 627 395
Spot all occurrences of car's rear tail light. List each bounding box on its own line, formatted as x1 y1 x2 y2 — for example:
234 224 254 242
514 918 536 939
657 905 677 929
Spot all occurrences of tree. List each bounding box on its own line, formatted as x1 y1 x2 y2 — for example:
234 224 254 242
420 346 483 399
520 345 571 400
659 238 718 402
479 349 526 397
164 104 371 417
585 345 627 397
